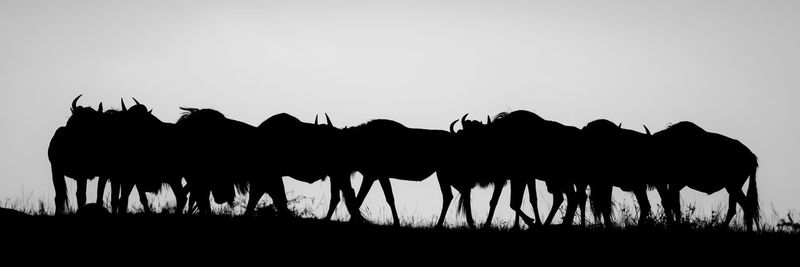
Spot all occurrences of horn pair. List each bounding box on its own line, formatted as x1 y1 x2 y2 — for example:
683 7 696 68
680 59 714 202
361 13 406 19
120 98 142 111
71 94 82 112
314 114 333 126
450 113 471 133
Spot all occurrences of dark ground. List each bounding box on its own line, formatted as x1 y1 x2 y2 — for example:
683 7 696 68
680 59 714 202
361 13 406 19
1 212 797 264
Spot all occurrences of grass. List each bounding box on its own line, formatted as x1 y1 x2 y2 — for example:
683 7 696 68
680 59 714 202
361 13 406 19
2 193 799 260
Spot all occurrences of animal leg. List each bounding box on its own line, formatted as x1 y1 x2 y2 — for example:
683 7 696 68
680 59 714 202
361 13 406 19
137 186 151 213
267 177 289 217
575 183 588 226
110 179 120 214
483 182 504 229
324 178 341 221
76 177 87 210
435 178 453 228
633 188 651 225
528 180 541 226
562 185 577 225
334 174 364 222
119 182 134 214
543 191 563 226
355 176 376 208
510 179 535 228
725 187 748 228
169 178 186 214
245 182 264 216
96 176 108 206
51 167 67 214
378 178 400 226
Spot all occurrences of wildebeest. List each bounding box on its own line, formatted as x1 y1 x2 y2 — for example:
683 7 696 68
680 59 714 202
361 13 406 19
102 98 187 214
580 119 659 226
334 117 465 227
444 114 514 228
652 121 760 231
245 113 363 221
175 107 263 214
454 111 585 228
49 95 105 213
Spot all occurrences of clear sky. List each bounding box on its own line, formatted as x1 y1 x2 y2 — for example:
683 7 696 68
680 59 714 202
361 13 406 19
1 0 798 225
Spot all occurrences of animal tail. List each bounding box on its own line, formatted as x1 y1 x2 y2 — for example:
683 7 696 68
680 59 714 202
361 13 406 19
456 190 470 216
747 159 760 229
589 184 613 223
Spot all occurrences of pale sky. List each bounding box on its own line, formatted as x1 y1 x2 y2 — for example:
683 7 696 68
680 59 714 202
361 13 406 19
1 0 798 225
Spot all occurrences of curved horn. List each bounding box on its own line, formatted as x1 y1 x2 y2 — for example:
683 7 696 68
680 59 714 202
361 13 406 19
449 119 458 134
98 102 103 113
132 97 140 106
120 98 127 111
643 125 651 135
325 113 333 127
618 123 622 128
71 94 82 112
149 109 153 114
487 115 491 124
461 113 469 125
314 115 319 125
179 107 198 112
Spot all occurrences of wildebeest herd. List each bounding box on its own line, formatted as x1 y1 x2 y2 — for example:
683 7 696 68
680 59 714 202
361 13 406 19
49 95 761 231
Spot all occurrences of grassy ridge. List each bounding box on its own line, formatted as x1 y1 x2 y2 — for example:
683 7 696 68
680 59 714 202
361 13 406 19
2 197 799 262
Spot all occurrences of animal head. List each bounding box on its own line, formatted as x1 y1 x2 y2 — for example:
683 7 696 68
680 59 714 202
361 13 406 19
65 95 103 128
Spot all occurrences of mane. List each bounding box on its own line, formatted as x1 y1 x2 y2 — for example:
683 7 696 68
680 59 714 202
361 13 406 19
493 112 510 121
493 110 544 123
261 113 302 126
666 121 706 133
360 119 407 129
585 119 617 129
178 107 226 123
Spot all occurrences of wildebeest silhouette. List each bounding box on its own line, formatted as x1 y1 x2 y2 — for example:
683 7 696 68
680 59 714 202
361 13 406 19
246 113 363 221
49 95 105 213
581 119 659 226
455 111 585 228
176 107 264 214
443 114 513 228
337 117 459 227
102 98 187 214
652 121 760 231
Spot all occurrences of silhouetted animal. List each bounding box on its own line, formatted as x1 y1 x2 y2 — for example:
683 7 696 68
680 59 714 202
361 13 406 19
246 113 363 221
443 114 512 228
104 99 186 214
652 121 760 231
455 111 584 228
581 119 659 226
339 118 458 227
49 95 105 214
176 107 260 214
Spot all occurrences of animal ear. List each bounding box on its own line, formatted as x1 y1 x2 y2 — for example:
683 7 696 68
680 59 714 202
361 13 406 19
487 115 491 124
315 114 318 125
618 123 622 128
325 113 333 127
120 98 127 111
98 102 103 113
149 109 153 114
